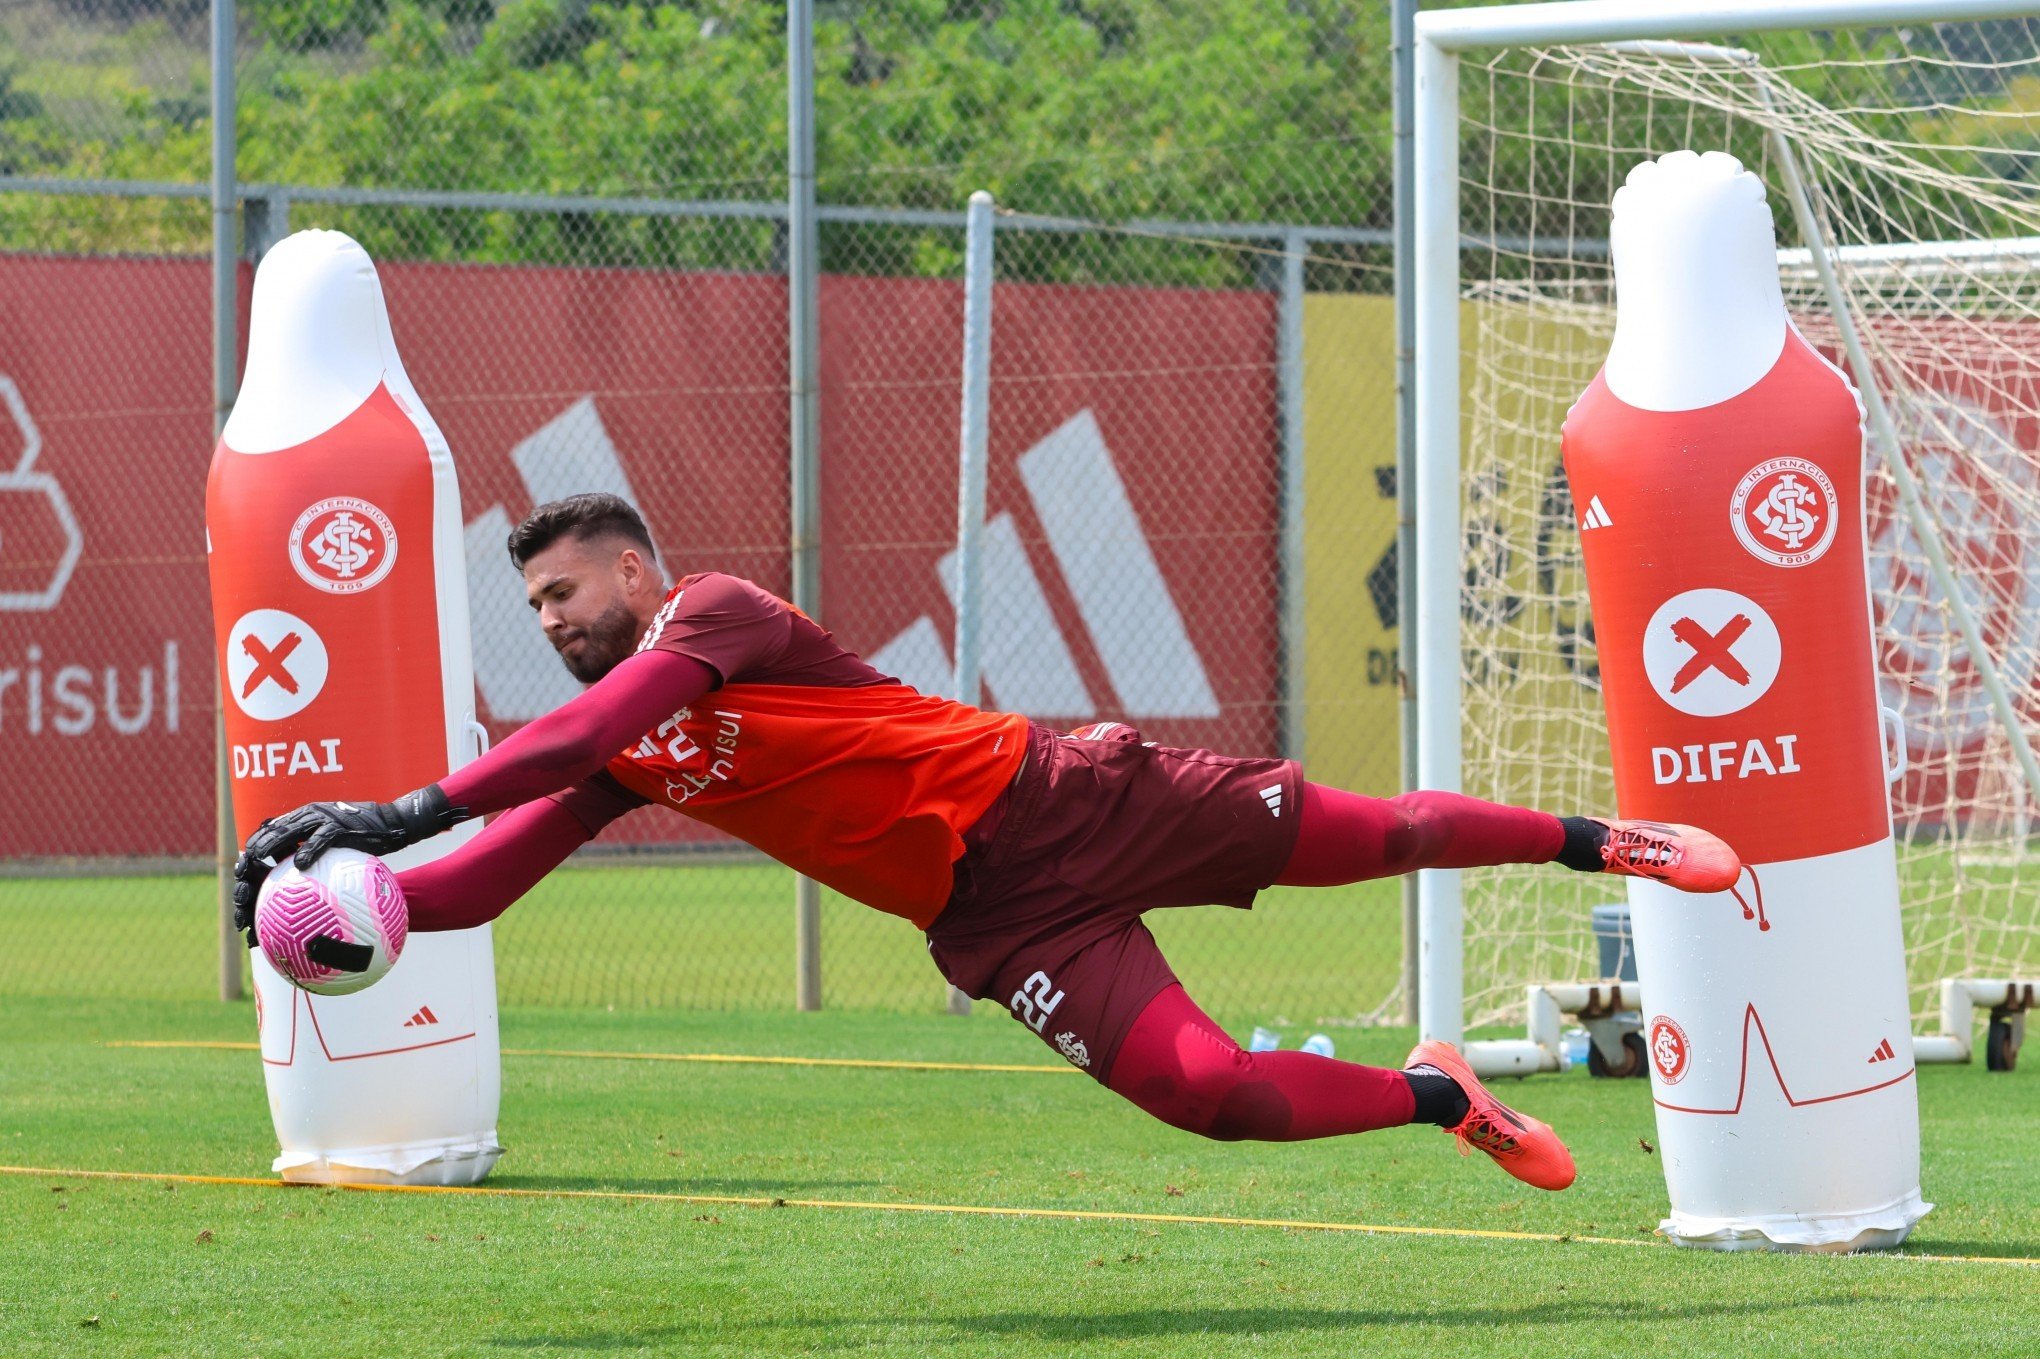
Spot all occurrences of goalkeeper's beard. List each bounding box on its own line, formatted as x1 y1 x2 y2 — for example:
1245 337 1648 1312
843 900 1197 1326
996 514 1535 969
555 600 642 683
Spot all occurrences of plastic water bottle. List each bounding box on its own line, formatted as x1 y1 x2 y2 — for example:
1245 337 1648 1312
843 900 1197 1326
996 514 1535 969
1300 1033 1336 1058
1248 1026 1282 1052
1560 1027 1591 1072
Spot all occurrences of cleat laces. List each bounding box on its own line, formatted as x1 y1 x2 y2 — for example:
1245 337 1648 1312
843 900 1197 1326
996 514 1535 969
1603 822 1685 877
1727 865 1771 931
1453 1110 1523 1159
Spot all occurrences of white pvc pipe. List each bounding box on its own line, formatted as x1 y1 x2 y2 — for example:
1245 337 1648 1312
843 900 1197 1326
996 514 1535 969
1467 1041 1550 1079
1527 985 1565 1058
1912 1036 1968 1064
1468 975 2039 1074
1413 31 1464 1046
1417 0 2040 53
1467 980 1651 1076
1942 977 1976 1046
1537 980 1647 1013
1915 978 2040 1062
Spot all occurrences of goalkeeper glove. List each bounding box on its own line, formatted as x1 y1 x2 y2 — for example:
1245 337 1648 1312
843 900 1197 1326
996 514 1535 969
232 785 466 947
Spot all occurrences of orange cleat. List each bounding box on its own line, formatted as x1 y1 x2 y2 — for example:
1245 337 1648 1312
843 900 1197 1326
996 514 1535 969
1591 817 1740 894
1406 1039 1576 1192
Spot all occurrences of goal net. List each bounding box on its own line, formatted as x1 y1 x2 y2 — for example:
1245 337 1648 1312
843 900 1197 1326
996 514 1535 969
1442 15 2040 1028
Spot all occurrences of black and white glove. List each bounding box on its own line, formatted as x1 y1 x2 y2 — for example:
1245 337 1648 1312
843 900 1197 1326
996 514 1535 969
232 785 466 948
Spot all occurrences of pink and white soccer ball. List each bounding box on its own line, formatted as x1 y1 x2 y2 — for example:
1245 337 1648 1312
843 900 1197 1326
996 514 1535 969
254 848 408 996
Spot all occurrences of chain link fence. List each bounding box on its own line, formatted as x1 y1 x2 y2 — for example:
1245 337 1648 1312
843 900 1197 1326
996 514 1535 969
1 0 1406 1026
0 180 219 999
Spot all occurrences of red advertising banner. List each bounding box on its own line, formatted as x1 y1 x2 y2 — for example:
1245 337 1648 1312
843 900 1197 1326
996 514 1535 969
0 253 1281 858
0 255 217 858
819 275 1281 761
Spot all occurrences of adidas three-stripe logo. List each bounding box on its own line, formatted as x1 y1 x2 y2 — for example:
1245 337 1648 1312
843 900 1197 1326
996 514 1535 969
1579 494 1614 531
403 1006 439 1028
1260 783 1284 818
871 411 1220 718
463 404 1222 722
1867 1037 1897 1063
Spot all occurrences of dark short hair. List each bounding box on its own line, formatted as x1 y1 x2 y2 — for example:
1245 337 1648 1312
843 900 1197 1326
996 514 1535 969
507 494 656 570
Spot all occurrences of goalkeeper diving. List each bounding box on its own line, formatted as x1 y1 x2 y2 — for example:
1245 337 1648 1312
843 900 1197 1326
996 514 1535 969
236 494 1743 1192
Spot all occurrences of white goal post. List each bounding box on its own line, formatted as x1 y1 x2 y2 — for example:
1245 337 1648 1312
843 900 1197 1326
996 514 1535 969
1412 0 2040 1052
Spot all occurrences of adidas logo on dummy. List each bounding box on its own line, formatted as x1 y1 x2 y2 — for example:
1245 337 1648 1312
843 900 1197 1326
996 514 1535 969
1260 783 1284 818
403 1005 439 1028
1867 1037 1897 1064
1579 494 1614 531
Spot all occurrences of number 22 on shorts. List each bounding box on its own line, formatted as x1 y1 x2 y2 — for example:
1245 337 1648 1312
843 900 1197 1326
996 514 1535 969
1009 970 1065 1033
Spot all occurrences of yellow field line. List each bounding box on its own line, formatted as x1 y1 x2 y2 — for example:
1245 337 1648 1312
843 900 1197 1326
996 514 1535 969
106 1039 1077 1075
4 1164 2034 1265
0 1162 1650 1248
7 1159 2031 1265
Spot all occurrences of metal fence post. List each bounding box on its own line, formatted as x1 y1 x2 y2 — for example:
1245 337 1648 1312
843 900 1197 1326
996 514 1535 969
788 0 823 1013
1277 230 1306 767
212 0 243 1004
946 190 996 1018
243 189 291 261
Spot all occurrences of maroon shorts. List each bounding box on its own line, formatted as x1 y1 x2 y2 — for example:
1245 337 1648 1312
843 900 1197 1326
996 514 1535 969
925 722 1301 1084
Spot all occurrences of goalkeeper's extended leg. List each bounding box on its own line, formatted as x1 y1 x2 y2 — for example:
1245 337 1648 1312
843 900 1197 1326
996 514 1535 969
1105 982 1576 1190
1274 781 1739 895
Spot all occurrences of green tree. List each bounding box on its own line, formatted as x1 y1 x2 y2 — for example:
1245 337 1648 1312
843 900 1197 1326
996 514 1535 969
2 0 1396 283
4 3 2023 282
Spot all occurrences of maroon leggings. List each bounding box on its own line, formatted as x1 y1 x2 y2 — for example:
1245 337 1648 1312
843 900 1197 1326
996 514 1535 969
1105 783 1563 1140
1273 783 1563 887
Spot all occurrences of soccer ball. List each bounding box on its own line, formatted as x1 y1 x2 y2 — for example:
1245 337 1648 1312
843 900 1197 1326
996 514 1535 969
254 847 408 996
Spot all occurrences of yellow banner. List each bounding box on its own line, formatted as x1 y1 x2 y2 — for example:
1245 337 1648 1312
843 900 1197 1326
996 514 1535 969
1300 294 1402 794
1300 294 1611 805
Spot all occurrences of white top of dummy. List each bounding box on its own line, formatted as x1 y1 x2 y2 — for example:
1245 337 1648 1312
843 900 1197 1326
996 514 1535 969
1605 150 1788 412
223 229 422 454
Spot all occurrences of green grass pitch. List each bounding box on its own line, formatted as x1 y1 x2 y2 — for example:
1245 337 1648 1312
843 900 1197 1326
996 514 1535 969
5 868 2040 1356
0 861 1410 1017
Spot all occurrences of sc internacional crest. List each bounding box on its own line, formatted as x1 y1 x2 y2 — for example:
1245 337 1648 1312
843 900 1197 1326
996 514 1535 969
1730 457 1838 569
290 496 398 595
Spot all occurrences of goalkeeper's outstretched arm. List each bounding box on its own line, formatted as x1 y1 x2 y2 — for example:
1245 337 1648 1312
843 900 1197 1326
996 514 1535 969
396 796 608 932
233 650 705 939
437 649 716 818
